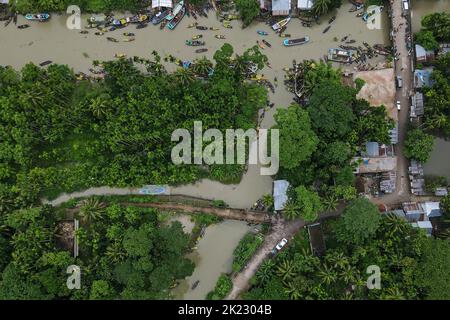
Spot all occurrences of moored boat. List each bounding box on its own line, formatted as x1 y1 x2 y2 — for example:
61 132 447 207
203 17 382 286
166 1 184 21
322 25 331 33
272 17 290 31
257 30 268 36
123 32 135 37
39 60 52 67
18 24 30 29
215 34 225 39
192 34 203 40
167 6 185 30
25 13 50 21
136 23 148 29
283 36 309 47
185 40 205 46
262 39 271 47
327 48 355 64
328 16 336 24
151 9 170 25
195 48 208 53
196 25 208 30
107 37 119 42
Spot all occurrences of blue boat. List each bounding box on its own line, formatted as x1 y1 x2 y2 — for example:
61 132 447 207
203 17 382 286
257 30 268 36
167 6 185 30
25 13 50 21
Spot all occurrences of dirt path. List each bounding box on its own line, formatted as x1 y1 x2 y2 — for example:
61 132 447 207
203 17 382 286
226 208 344 300
122 202 271 223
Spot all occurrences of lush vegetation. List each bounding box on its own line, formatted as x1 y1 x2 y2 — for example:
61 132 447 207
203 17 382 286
420 12 450 43
0 45 267 206
235 0 260 27
0 200 194 299
245 199 450 300
422 52 450 139
232 233 264 273
275 61 393 221
206 273 233 300
13 0 144 13
312 0 342 16
404 127 435 163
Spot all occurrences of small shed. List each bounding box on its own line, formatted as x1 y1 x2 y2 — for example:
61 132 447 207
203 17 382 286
297 0 314 10
420 201 442 219
273 180 290 211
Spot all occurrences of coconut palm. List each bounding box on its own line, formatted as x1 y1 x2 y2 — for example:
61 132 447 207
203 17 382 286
193 56 213 77
276 259 296 281
78 198 106 223
340 264 358 284
313 0 331 16
383 212 409 237
89 93 110 119
284 281 302 300
382 286 405 300
283 201 300 220
323 194 339 212
174 68 195 85
325 251 348 270
105 241 126 263
318 264 338 285
256 259 275 284
262 194 274 209
428 113 447 130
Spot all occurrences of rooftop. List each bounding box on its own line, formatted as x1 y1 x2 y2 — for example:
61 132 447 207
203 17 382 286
273 180 290 211
297 0 314 10
272 0 291 15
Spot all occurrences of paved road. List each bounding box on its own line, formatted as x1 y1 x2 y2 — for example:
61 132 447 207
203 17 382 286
373 0 413 207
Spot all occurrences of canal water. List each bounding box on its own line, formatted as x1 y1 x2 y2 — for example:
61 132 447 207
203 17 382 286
172 219 251 300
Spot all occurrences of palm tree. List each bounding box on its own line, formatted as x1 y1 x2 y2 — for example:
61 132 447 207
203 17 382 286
89 93 110 119
325 251 348 270
78 198 106 224
313 0 331 16
318 264 338 285
384 213 409 237
262 194 274 210
382 286 405 300
283 201 300 220
193 56 213 77
105 241 126 263
276 259 296 281
340 264 358 285
323 194 339 212
284 281 302 300
428 113 447 130
174 68 195 85
256 259 275 284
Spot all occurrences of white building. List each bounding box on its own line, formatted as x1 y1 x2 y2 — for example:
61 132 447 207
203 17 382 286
152 0 173 8
272 0 291 16
297 0 314 10
273 180 290 211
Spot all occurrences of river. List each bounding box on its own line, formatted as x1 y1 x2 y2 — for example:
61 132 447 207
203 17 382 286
172 219 251 300
0 2 389 208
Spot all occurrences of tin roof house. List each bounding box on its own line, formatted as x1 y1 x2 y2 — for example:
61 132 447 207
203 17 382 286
414 68 433 89
415 44 435 65
297 0 314 10
152 0 173 8
271 0 291 16
273 180 290 211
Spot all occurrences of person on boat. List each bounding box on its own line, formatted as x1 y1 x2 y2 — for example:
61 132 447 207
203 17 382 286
274 77 278 87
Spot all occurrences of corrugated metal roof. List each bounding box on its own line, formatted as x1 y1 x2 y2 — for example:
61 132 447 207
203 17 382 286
273 180 289 211
152 0 173 8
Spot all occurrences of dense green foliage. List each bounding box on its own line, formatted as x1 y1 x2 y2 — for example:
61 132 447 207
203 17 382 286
235 0 260 27
415 30 440 51
275 62 393 220
0 201 194 299
206 273 233 300
0 45 267 205
422 52 450 139
312 0 342 16
420 12 450 43
404 128 435 163
232 233 264 272
13 0 143 13
245 208 450 300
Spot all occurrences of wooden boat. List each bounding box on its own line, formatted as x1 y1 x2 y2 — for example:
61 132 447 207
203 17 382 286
192 34 203 40
272 17 290 31
167 6 185 30
123 37 135 42
279 33 291 38
130 14 148 24
196 25 208 30
257 41 264 49
223 24 232 29
107 37 119 42
25 13 50 21
108 26 116 31
322 25 331 33
80 30 89 34
166 1 184 21
345 39 356 44
185 40 205 46
328 16 336 24
136 23 148 29
302 22 312 27
112 18 129 26
114 53 126 58
283 36 309 47
18 24 30 29
262 39 271 48
160 19 168 29
341 35 348 42
151 9 170 25
123 32 135 37
191 280 200 290
187 22 198 28
39 60 52 67
94 31 104 36
215 34 225 39
209 27 220 31
327 48 355 63
4 17 12 27
195 48 208 53
356 12 364 17
257 30 268 36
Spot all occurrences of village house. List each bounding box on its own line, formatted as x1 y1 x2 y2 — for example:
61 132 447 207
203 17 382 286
413 68 433 89
152 0 173 8
273 180 290 211
398 201 443 236
271 0 291 16
415 44 435 65
297 0 314 11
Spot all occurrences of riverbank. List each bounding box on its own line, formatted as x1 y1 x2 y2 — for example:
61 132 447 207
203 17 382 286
1 3 391 209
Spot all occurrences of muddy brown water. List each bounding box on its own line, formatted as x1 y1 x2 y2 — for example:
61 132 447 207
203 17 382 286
172 219 251 300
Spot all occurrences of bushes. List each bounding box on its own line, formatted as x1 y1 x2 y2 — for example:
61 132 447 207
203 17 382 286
206 274 233 300
232 233 264 272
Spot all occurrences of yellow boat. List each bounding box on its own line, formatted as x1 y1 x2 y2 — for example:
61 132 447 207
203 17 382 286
250 74 266 81
192 34 203 40
114 53 126 58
